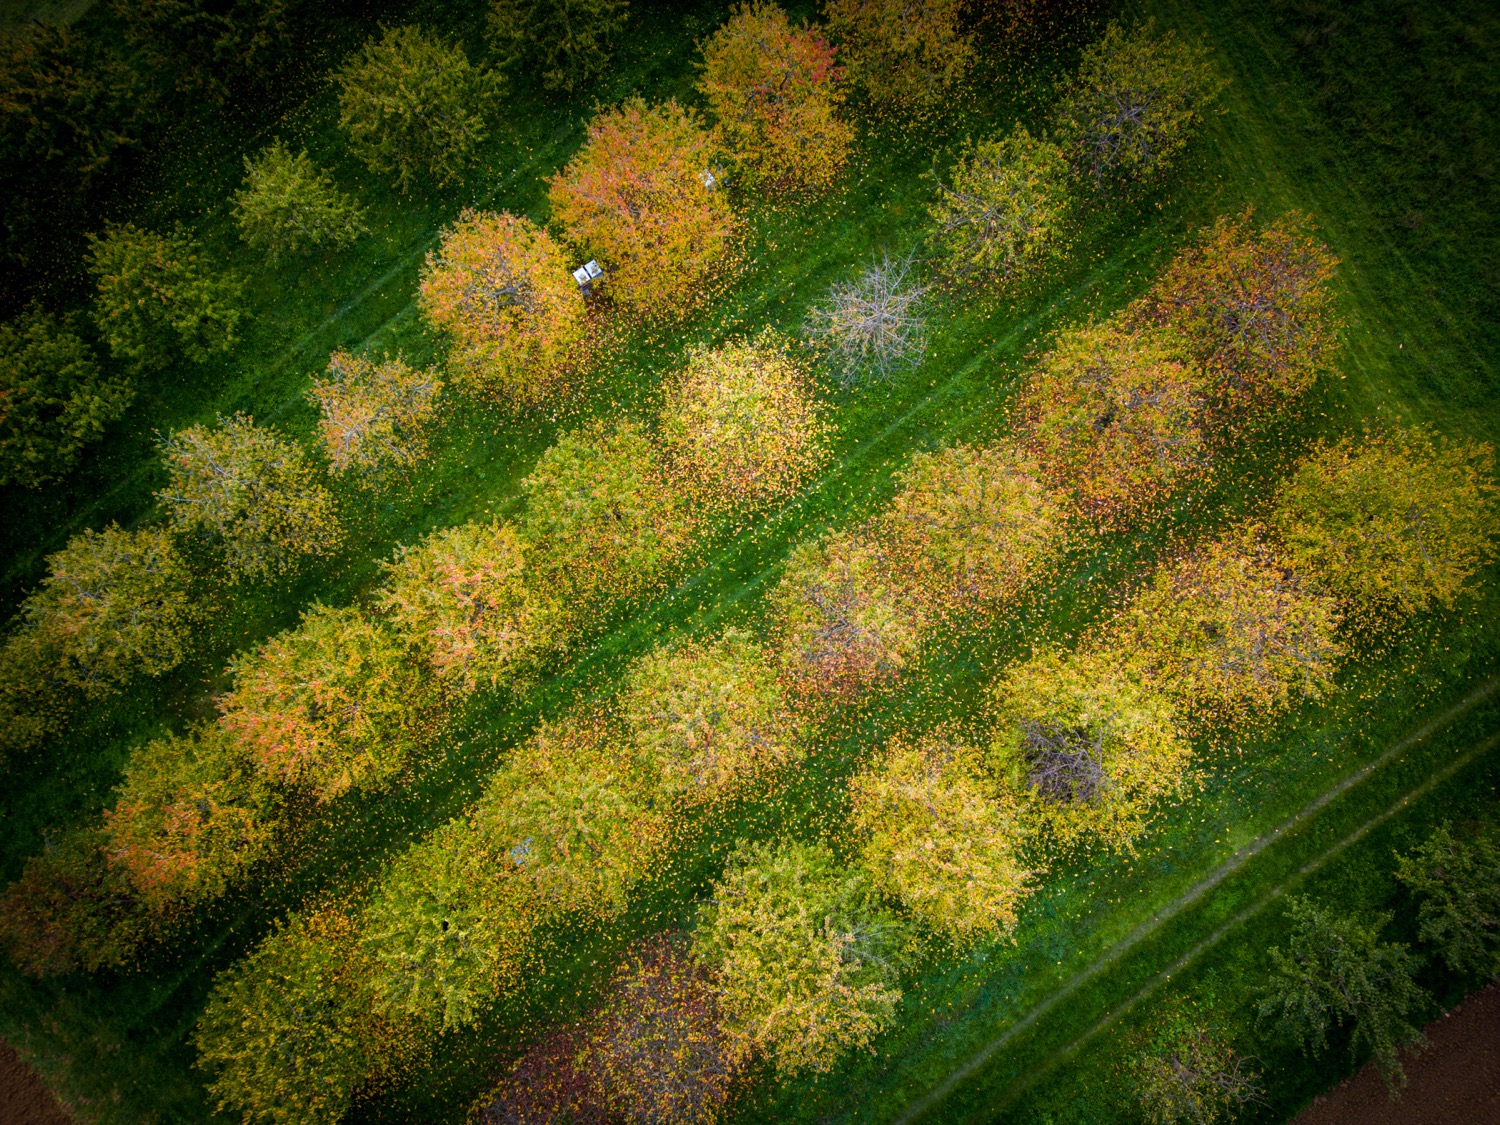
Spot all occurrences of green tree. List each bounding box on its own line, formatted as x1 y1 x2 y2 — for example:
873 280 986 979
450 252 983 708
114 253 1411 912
218 604 431 803
851 735 1035 944
1257 897 1428 1087
87 222 244 372
307 350 442 486
0 306 132 487
233 140 367 261
1052 19 1223 189
19 523 198 695
157 413 340 581
336 26 502 191
195 907 393 1125
822 0 974 109
928 127 1071 289
1394 825 1500 975
0 625 67 760
693 838 907 1076
488 0 629 92
1271 428 1499 620
115 0 295 105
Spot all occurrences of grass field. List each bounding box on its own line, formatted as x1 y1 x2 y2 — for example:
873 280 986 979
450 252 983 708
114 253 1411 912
1 0 1497 1121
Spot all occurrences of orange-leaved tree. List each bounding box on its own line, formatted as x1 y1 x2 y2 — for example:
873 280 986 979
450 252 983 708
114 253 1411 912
548 97 738 321
822 0 973 109
660 331 829 516
698 2 853 196
308 350 442 484
218 603 433 803
417 209 586 405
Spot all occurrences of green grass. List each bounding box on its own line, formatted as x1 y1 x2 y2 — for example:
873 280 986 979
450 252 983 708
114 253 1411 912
1 0 1497 1121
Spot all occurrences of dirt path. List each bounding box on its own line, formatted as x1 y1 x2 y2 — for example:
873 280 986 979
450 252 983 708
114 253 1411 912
0 1039 69 1125
1292 980 1500 1125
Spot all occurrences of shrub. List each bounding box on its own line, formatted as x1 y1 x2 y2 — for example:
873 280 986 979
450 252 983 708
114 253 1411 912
103 723 282 910
1131 1009 1263 1125
803 250 927 385
850 735 1035 943
0 306 132 488
1256 896 1428 1088
218 604 430 803
585 935 744 1124
233 140 367 261
1271 429 1499 619
548 97 737 321
621 630 803 807
1052 19 1223 189
1124 532 1343 724
989 647 1193 851
519 420 694 617
158 413 340 581
488 0 628 93
880 442 1069 615
380 520 557 691
336 25 501 191
1017 319 1208 524
196 907 390 1125
771 529 928 703
928 127 1070 289
1140 209 1339 412
0 825 151 976
307 350 442 484
698 2 852 196
19 523 197 695
88 222 243 372
822 0 973 109
694 838 906 1076
1394 825 1500 975
660 332 830 514
417 209 586 405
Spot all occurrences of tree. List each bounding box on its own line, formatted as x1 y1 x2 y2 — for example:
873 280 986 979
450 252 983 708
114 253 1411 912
803 250 928 386
417 209 586 405
88 222 244 372
488 0 629 93
0 305 132 488
218 604 431 803
548 97 738 321
379 519 558 691
1124 531 1344 724
771 529 929 703
1131 1008 1264 1125
157 413 340 581
0 825 151 977
1394 825 1500 975
0 625 68 761
1139 209 1339 413
1052 19 1223 189
698 2 853 196
307 350 442 485
1257 896 1428 1088
928 127 1071 289
19 523 198 696
879 442 1070 616
990 647 1193 851
477 1026 607 1125
584 935 744 1124
850 735 1035 944
1017 319 1208 525
1271 429 1499 620
196 907 392 1125
103 723 282 910
693 838 906 1076
822 0 974 109
233 140 368 261
621 630 803 807
660 332 830 515
115 0 295 105
519 420 695 619
336 26 501 191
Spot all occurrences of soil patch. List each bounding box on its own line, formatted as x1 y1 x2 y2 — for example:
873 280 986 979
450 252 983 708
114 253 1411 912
1292 979 1500 1125
0 1038 70 1125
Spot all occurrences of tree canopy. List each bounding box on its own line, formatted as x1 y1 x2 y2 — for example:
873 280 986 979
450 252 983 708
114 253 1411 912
307 350 442 484
823 0 974 109
488 0 629 93
233 141 368 262
1394 825 1500 975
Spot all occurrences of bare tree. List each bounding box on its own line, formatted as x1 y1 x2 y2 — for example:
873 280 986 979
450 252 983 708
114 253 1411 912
804 251 929 386
1136 1022 1265 1125
1019 720 1108 805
